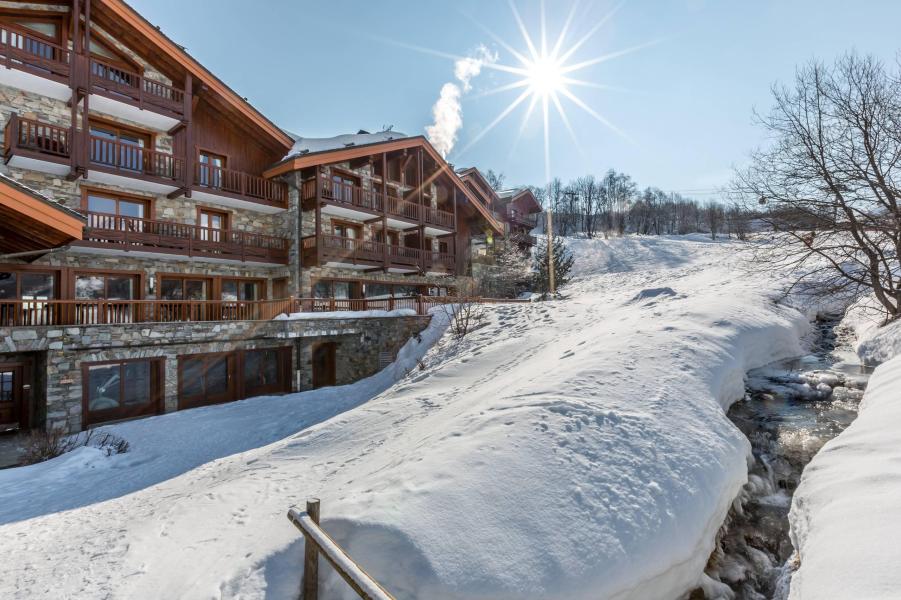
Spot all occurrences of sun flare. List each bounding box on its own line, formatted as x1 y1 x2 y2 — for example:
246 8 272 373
524 55 566 97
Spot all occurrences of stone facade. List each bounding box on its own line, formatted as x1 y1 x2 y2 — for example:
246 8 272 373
0 315 429 432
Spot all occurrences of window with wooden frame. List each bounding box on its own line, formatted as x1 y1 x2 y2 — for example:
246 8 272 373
159 276 211 301
373 229 398 246
178 352 236 410
331 220 361 240
88 119 153 172
197 207 229 242
74 271 141 301
82 189 151 231
0 268 57 301
198 150 227 188
82 358 164 427
329 169 359 203
220 278 263 302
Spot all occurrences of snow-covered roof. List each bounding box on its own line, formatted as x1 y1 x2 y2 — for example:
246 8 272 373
0 173 85 221
284 130 409 160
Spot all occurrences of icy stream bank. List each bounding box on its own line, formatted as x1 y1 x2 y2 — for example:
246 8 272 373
694 316 871 599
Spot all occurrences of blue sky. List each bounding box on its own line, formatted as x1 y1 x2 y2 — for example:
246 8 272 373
132 0 901 197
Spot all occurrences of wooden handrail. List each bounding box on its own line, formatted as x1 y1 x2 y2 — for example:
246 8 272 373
0 298 295 327
289 295 528 316
289 500 395 600
89 56 184 114
303 174 455 228
0 23 70 81
82 211 289 264
197 162 288 206
89 135 182 181
6 114 71 158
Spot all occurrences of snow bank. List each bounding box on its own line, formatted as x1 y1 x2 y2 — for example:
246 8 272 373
0 237 810 600
841 296 901 365
275 308 418 320
788 355 901 600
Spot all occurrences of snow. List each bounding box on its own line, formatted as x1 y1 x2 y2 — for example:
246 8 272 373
788 355 901 600
840 295 901 365
275 308 418 320
0 235 812 600
785 296 901 599
284 130 408 160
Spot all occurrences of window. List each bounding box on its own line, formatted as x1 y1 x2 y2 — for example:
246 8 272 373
330 172 358 203
160 277 210 301
0 271 55 300
83 358 162 427
221 280 260 302
332 221 360 239
75 273 138 300
198 151 226 188
178 353 236 410
84 191 149 231
364 283 391 299
89 122 151 172
0 370 14 403
198 208 229 242
374 229 398 245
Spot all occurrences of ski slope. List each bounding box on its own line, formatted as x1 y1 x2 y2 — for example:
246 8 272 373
0 235 810 599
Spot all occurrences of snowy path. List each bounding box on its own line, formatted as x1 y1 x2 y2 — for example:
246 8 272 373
0 236 810 599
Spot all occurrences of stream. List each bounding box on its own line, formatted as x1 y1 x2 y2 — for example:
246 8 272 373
695 314 873 600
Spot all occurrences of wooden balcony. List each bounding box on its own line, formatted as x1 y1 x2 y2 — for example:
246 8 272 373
0 298 294 327
77 211 289 265
89 57 184 121
302 175 455 231
301 234 455 274
507 207 538 228
0 24 71 99
194 162 288 209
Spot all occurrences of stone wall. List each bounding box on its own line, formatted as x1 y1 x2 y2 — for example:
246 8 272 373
0 315 430 432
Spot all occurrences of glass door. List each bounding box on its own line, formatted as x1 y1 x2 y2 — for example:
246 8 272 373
0 366 23 430
199 209 228 243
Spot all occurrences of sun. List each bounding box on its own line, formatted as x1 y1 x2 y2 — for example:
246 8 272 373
525 55 566 98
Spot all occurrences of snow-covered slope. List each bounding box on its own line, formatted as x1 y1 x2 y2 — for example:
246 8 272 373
0 236 810 599
787 303 901 599
788 355 901 600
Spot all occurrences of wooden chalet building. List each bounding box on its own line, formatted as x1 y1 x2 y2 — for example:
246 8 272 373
265 132 505 301
0 1 534 439
458 167 542 255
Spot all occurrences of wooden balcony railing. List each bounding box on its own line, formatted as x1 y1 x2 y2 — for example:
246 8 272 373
0 23 70 82
303 175 455 229
507 207 538 228
89 56 184 118
0 298 295 327
3 114 70 159
302 234 456 272
82 212 289 264
197 162 288 207
89 135 182 182
291 295 528 316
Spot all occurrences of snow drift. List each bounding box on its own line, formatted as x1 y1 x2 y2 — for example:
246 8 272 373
0 236 811 599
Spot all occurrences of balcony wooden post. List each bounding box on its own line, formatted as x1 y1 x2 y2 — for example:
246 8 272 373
315 169 323 266
183 72 193 193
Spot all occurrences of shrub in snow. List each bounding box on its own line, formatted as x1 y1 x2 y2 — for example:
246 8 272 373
22 428 130 465
532 235 575 294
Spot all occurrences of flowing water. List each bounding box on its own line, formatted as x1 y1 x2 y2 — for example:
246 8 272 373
694 315 873 600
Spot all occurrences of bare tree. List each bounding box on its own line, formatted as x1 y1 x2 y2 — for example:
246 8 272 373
705 201 724 239
734 53 901 321
577 175 600 238
485 169 506 191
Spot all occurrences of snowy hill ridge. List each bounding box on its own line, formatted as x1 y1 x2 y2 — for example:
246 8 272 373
0 236 811 600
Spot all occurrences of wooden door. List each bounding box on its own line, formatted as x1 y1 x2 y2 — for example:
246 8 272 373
311 342 336 389
178 353 237 410
0 365 24 431
198 208 229 243
272 277 288 300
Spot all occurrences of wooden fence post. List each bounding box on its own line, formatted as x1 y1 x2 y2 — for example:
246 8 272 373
302 498 321 600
